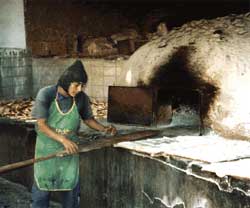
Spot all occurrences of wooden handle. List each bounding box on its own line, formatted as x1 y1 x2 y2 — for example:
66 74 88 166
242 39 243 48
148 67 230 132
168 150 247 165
0 130 159 174
0 150 66 174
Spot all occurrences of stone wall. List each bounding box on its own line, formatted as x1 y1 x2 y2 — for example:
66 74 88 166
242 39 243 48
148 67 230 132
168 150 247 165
80 148 250 208
117 12 250 140
32 58 125 101
0 48 33 99
0 119 35 190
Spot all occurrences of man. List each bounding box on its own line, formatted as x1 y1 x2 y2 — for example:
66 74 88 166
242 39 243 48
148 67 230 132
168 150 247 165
31 60 116 208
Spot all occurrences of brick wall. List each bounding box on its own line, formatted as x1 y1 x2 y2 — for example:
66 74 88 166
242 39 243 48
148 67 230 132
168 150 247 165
25 0 248 57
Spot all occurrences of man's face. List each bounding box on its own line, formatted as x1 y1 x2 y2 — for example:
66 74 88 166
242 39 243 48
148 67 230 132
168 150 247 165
68 82 86 97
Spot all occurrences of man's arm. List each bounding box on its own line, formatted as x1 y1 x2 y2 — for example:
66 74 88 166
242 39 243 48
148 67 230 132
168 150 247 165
37 118 78 154
83 118 117 135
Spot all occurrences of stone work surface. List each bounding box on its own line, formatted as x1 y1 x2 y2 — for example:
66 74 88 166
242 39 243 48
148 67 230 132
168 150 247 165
117 12 250 140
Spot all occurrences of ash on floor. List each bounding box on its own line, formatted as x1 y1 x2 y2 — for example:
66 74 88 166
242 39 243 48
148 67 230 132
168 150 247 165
0 177 61 208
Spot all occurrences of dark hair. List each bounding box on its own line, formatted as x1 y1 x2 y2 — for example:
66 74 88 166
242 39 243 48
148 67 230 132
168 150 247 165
58 60 88 92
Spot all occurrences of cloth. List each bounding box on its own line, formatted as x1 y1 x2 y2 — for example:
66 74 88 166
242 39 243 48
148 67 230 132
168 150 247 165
57 60 88 92
31 181 80 208
32 85 93 121
34 98 80 191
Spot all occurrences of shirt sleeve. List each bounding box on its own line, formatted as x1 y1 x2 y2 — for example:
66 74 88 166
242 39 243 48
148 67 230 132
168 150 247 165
78 93 94 120
31 87 52 119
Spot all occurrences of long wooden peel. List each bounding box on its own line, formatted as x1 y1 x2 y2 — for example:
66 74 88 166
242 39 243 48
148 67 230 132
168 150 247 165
0 130 159 174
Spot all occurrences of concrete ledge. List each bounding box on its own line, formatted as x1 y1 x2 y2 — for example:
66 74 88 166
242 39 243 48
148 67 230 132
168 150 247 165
80 147 250 208
1 119 250 207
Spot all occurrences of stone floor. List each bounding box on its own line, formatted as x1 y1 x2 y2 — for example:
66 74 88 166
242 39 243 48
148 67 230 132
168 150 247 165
0 177 61 208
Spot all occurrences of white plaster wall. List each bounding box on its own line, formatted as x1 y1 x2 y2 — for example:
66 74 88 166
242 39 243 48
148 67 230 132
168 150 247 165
0 0 26 48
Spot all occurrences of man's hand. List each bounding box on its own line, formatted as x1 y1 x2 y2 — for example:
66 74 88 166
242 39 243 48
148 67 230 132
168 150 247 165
60 137 79 154
84 118 117 136
103 125 117 136
37 119 78 154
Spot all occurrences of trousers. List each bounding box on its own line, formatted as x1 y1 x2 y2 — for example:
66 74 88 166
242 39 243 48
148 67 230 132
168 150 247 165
31 181 80 208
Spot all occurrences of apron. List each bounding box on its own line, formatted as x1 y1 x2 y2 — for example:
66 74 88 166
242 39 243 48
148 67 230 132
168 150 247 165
34 96 80 191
